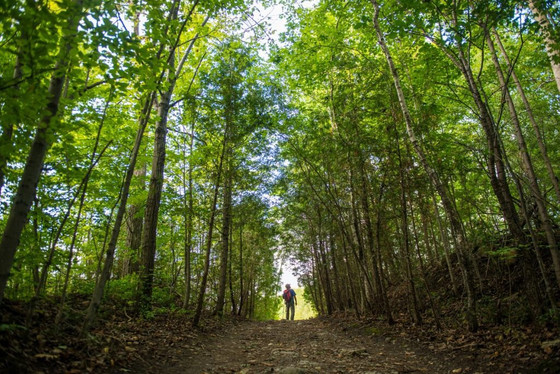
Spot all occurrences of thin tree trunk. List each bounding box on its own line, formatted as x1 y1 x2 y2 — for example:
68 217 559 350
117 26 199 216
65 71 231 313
192 133 227 327
138 2 204 309
528 0 560 93
215 166 232 316
409 197 442 330
371 0 478 331
178 39 208 309
56 185 88 326
215 142 233 316
237 223 244 315
316 210 335 313
328 231 343 311
431 192 459 296
55 136 111 325
486 30 560 289
311 242 330 314
182 114 195 309
361 164 393 321
318 239 335 314
120 3 145 279
34 134 110 303
374 186 394 324
340 233 360 316
421 12 524 243
348 166 375 311
311 255 325 315
505 147 558 313
228 222 237 314
394 122 422 326
83 92 155 330
492 28 560 205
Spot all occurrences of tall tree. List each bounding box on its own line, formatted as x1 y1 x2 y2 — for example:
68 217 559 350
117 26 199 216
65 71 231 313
370 0 478 330
0 0 84 303
137 0 203 310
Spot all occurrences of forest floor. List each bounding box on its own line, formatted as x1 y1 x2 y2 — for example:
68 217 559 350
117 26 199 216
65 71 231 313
2 298 560 373
126 315 559 374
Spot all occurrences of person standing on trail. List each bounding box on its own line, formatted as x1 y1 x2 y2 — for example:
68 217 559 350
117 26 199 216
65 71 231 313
283 284 297 320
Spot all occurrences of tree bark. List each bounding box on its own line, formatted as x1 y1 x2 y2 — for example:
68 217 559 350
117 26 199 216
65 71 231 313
228 223 237 315
182 112 195 309
215 154 233 316
123 164 145 276
237 223 244 315
138 90 173 309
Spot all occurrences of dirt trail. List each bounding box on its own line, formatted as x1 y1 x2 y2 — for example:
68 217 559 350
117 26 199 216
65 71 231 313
133 318 487 374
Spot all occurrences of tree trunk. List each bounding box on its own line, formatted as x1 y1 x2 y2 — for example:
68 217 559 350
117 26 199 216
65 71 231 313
0 0 83 303
215 155 233 316
431 192 459 296
492 28 560 205
138 2 203 309
409 197 442 330
360 164 392 322
138 88 172 310
123 164 145 276
56 125 110 325
328 231 343 311
318 239 335 314
182 113 195 309
486 30 560 289
192 134 227 327
348 166 375 311
374 186 394 324
528 0 560 93
35 136 109 302
228 225 237 315
83 92 155 330
394 123 422 326
340 233 360 316
237 223 244 315
421 9 524 243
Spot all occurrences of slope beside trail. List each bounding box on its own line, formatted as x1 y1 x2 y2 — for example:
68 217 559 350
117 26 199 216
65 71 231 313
131 318 490 374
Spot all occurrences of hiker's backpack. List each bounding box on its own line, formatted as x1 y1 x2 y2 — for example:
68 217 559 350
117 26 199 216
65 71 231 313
283 289 292 303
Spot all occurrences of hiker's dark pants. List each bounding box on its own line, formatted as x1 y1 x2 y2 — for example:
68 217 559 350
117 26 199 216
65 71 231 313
286 301 295 320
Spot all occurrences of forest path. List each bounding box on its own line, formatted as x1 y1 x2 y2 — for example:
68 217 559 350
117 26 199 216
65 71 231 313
133 318 482 374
